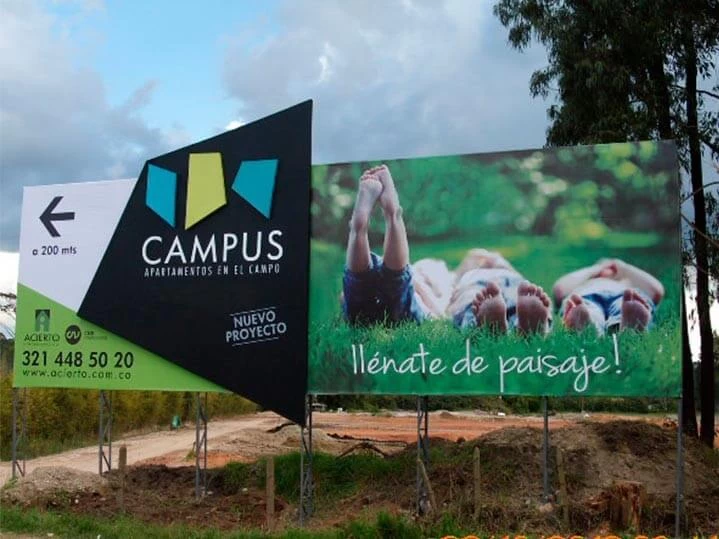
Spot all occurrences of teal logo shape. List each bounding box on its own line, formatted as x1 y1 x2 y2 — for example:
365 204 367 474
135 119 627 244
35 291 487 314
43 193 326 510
145 154 278 228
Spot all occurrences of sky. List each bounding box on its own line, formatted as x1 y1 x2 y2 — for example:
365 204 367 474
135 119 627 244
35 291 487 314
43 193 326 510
0 0 717 337
0 0 555 254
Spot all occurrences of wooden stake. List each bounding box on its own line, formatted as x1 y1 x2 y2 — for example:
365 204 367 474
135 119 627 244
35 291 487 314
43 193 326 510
118 445 127 513
473 446 481 518
266 456 275 530
609 480 646 529
417 458 437 513
556 448 570 530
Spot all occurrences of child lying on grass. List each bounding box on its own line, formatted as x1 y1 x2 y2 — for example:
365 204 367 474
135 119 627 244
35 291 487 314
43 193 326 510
342 164 551 335
552 259 664 335
341 164 665 338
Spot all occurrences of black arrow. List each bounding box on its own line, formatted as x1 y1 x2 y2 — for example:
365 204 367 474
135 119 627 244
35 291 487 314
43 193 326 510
40 196 75 237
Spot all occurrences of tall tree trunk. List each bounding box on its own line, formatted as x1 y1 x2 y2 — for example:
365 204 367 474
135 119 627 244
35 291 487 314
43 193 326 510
649 53 673 140
685 24 715 448
682 294 699 437
656 57 700 437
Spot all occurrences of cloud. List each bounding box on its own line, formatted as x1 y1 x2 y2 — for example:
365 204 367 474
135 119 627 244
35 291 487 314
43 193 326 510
0 0 188 250
222 0 550 164
0 251 19 294
224 119 245 131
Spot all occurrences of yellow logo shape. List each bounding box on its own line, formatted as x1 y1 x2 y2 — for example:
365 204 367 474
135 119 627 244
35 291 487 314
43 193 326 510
185 153 227 229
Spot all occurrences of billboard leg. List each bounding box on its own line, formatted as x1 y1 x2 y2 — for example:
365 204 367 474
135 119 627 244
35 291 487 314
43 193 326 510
98 391 113 475
542 396 550 502
194 392 208 499
300 394 314 524
675 397 684 538
416 395 430 514
11 388 28 479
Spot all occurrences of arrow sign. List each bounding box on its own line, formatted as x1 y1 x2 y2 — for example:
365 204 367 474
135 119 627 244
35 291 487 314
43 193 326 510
40 196 75 237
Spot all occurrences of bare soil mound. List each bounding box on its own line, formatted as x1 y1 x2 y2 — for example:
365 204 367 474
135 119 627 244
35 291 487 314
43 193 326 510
2 418 717 535
1 466 108 508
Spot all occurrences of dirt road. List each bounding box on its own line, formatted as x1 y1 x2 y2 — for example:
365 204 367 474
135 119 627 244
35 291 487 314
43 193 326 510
0 410 669 485
0 412 281 485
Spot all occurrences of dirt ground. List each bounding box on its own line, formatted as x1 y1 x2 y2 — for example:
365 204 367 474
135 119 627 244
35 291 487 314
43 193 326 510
0 410 609 480
1 411 717 535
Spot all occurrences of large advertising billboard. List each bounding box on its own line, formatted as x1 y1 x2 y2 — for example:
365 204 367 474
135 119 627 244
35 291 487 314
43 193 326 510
308 141 681 397
15 101 312 424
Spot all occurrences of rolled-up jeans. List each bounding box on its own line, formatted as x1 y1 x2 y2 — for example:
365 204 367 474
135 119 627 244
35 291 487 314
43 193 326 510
342 252 426 325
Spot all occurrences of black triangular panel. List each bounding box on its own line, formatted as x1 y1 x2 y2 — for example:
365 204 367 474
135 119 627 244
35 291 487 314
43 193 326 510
78 101 312 424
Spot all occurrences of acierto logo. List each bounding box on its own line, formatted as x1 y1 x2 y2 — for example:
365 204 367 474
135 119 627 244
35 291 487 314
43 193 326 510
145 153 278 229
35 309 50 332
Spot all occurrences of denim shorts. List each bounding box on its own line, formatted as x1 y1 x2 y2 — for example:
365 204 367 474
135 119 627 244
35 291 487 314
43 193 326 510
452 271 524 330
342 252 426 325
559 279 655 334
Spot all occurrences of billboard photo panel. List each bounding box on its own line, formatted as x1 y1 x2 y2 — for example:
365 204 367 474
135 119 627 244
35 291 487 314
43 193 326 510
15 101 313 425
308 141 681 398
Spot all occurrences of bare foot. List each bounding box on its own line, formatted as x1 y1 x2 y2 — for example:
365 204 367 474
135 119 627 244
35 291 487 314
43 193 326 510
517 281 551 335
563 294 591 331
373 164 401 215
471 282 508 333
350 172 383 231
620 289 651 331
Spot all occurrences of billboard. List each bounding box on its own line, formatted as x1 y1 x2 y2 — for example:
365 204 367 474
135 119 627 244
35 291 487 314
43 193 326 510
308 141 681 397
15 101 312 424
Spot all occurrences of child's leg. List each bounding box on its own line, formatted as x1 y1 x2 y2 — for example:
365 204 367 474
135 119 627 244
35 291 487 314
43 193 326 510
609 289 653 332
516 281 552 335
412 259 454 316
342 253 382 324
342 171 385 324
471 281 508 332
374 165 410 271
561 293 607 335
346 171 383 273
367 165 424 323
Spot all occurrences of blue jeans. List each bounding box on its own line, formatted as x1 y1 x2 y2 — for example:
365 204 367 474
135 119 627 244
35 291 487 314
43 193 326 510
559 279 655 334
452 272 524 330
342 253 426 325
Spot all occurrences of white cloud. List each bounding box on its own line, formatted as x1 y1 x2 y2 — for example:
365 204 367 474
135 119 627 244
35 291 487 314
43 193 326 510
0 252 19 294
221 0 549 164
0 0 185 250
224 119 245 131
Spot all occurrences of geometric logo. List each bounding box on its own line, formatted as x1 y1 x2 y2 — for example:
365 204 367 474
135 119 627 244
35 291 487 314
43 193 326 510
34 309 50 332
145 153 278 229
64 325 82 345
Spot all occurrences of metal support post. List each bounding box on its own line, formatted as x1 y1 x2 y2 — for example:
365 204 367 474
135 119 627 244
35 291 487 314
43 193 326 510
194 392 208 498
542 396 550 502
300 394 314 524
98 391 113 475
11 388 28 479
416 395 430 514
674 398 684 539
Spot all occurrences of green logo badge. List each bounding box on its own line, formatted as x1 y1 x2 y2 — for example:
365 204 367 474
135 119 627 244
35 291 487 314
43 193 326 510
35 309 50 332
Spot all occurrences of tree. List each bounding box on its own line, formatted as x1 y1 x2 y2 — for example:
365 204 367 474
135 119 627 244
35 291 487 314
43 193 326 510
494 0 718 445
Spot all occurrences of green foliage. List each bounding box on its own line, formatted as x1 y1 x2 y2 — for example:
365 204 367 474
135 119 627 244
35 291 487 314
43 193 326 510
309 233 681 398
493 0 719 158
343 511 424 538
0 379 256 460
222 451 415 504
4 505 719 539
312 142 678 245
0 338 14 373
492 0 718 447
0 505 462 539
0 505 342 538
